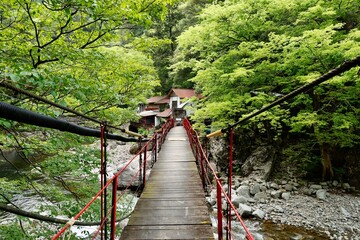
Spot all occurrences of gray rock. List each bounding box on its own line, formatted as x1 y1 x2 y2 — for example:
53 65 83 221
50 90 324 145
118 157 141 187
260 184 267 191
332 180 339 187
252 232 264 240
342 183 351 190
232 195 248 206
241 145 275 180
238 203 252 217
316 189 327 200
253 209 266 219
241 180 250 186
254 192 267 201
250 184 261 195
282 192 291 200
206 197 216 206
303 188 312 196
237 185 250 198
310 184 322 190
270 182 280 190
292 182 300 187
270 190 282 199
340 207 351 217
285 183 293 191
275 205 284 213
129 144 142 154
290 234 303 240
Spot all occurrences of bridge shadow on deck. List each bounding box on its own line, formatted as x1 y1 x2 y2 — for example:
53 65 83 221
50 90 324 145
120 126 214 240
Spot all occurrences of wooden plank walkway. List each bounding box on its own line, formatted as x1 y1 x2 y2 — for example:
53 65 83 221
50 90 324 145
120 126 214 240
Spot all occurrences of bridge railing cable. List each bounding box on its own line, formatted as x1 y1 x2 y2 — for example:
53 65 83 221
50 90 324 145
184 118 254 240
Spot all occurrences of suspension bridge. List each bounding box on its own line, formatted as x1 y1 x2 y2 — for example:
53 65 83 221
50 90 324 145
0 56 359 239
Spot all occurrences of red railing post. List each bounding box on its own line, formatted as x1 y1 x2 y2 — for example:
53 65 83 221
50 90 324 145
100 124 106 240
143 144 147 188
110 176 118 240
227 128 233 240
200 144 205 188
154 133 157 164
139 147 143 188
217 179 223 240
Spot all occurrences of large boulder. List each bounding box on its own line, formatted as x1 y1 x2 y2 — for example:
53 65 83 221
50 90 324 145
238 204 252 218
241 145 276 180
208 137 229 171
117 155 151 188
252 209 266 219
236 185 250 198
316 189 327 200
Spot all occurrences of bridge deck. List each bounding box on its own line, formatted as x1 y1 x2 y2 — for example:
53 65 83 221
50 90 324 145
120 126 214 239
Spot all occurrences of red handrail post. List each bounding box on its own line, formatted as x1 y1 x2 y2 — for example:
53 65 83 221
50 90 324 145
195 138 199 163
200 147 205 188
143 144 147 188
227 128 234 240
139 147 143 188
100 124 106 240
154 133 157 164
217 179 223 240
110 176 118 240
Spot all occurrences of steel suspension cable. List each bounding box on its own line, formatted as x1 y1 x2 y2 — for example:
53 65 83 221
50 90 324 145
0 80 143 138
207 55 360 137
0 101 145 142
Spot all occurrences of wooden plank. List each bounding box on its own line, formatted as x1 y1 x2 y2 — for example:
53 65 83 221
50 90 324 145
119 126 214 240
134 199 208 209
121 225 214 239
127 215 212 226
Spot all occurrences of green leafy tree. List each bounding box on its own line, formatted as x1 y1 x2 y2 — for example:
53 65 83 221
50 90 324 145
0 1 178 238
172 0 360 179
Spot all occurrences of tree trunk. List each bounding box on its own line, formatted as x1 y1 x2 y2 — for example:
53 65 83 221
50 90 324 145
310 90 334 180
320 143 334 180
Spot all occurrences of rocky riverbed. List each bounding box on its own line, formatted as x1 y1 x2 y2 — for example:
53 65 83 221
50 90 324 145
207 174 360 240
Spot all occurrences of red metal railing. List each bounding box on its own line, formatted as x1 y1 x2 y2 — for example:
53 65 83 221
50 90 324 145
52 118 174 240
183 118 254 240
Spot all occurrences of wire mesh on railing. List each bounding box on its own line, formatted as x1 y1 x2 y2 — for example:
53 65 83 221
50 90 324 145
183 118 254 240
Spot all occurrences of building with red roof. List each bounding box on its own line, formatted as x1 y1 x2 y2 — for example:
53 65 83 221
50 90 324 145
138 88 201 128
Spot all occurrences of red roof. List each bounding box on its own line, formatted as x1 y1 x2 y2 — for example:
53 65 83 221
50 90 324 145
157 109 172 118
147 96 166 104
156 98 170 104
170 89 201 99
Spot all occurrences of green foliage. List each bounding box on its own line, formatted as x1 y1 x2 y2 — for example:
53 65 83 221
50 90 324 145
171 0 360 179
281 139 322 178
0 1 181 239
0 0 178 125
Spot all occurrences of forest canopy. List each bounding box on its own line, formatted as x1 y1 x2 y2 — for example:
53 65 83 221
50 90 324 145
0 0 177 124
170 0 360 179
